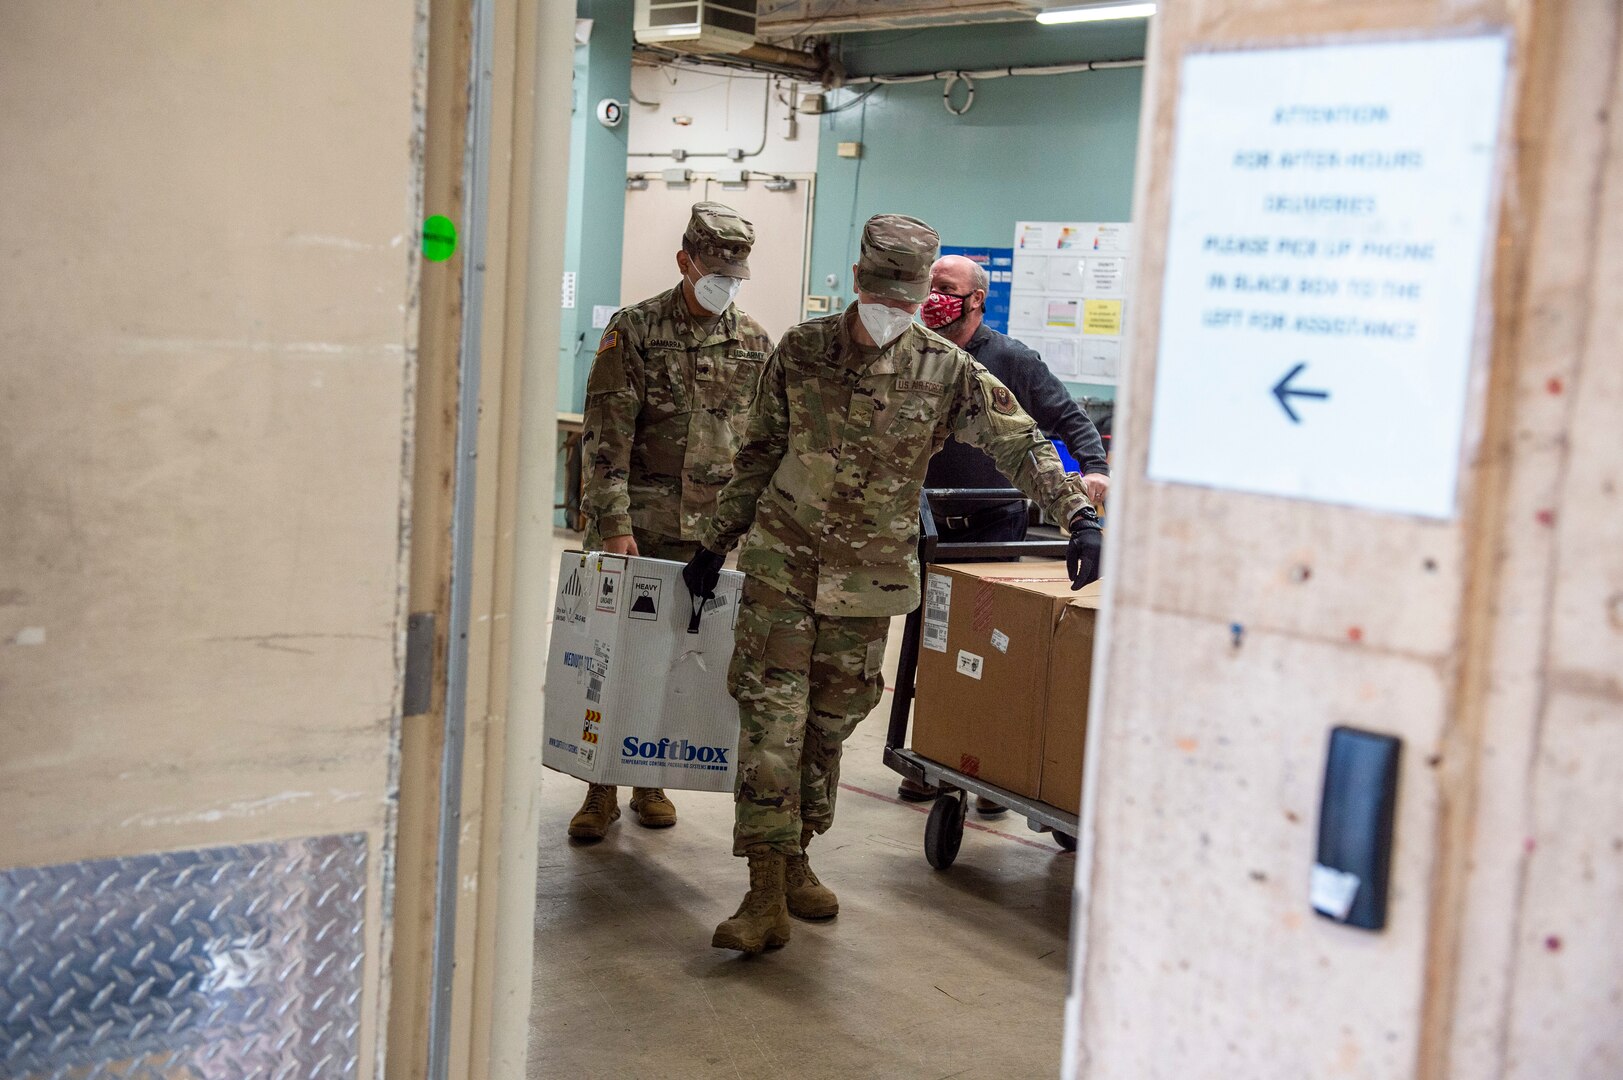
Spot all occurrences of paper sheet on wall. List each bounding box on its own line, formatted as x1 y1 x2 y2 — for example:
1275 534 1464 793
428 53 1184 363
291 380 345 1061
1009 293 1044 331
1012 252 1047 291
1047 256 1085 292
1144 35 1508 518
1045 298 1081 330
1041 336 1081 380
1054 225 1091 251
1080 339 1119 378
1082 300 1123 336
1015 222 1049 250
1088 223 1129 254
1084 258 1125 297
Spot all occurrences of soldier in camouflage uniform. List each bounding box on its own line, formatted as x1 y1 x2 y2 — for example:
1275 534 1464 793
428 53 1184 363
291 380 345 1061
684 214 1103 953
568 201 774 841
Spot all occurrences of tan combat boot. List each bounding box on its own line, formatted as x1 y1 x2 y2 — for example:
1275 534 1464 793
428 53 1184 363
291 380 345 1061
629 787 677 828
785 827 839 919
711 848 791 954
567 783 620 841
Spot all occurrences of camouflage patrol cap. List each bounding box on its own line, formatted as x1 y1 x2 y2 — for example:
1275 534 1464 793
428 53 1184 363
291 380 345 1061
856 213 939 302
683 201 754 279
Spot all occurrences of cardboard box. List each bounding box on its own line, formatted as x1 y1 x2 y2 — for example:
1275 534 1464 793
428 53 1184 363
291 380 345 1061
912 561 1098 808
543 551 743 792
1040 595 1099 815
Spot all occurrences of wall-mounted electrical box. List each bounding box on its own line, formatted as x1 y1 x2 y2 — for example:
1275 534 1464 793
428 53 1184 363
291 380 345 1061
836 141 863 159
805 295 832 313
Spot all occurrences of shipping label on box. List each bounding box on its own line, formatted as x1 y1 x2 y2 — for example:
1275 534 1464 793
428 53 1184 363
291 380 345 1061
543 551 743 792
923 572 952 653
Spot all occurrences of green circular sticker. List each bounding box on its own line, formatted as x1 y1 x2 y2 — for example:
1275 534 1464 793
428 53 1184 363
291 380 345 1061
422 215 457 262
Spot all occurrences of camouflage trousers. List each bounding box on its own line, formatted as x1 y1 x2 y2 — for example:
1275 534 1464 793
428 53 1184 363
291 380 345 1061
726 578 891 856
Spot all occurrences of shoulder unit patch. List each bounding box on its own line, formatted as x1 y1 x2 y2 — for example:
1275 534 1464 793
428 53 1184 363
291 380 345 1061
989 384 1019 415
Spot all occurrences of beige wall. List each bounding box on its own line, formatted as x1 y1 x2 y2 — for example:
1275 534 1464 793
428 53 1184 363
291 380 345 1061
0 2 426 1073
1070 2 1623 1078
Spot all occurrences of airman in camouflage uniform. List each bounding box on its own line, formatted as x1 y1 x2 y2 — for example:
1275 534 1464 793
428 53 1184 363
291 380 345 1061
569 201 773 841
695 214 1093 953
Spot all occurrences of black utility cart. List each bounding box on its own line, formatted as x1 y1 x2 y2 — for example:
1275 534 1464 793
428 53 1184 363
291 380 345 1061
883 488 1082 869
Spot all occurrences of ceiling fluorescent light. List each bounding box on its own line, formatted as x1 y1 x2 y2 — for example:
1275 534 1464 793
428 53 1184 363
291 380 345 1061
1037 2 1156 24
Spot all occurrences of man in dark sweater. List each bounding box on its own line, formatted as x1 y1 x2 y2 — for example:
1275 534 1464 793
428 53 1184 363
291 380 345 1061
921 254 1110 542
903 254 1111 808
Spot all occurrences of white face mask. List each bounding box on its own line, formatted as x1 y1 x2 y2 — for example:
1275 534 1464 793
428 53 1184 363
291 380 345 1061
688 269 742 315
857 302 914 347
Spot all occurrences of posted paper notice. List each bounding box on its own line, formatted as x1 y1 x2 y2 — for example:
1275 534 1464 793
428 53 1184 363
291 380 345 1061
1144 36 1508 518
1082 300 1123 336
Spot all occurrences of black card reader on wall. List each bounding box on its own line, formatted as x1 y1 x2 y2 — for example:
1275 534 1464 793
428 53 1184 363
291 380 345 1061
1312 726 1401 931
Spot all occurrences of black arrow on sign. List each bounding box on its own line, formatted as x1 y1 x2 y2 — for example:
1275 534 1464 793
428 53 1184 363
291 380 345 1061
1271 361 1330 424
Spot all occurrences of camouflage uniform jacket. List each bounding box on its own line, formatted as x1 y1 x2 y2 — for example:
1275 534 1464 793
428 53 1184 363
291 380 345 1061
700 306 1090 617
582 285 773 541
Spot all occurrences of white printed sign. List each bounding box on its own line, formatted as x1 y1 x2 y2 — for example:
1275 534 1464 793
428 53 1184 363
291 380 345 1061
1146 36 1509 519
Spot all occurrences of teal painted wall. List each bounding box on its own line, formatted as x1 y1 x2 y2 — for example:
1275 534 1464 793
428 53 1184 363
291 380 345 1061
559 1 633 526
811 21 1147 400
561 0 633 412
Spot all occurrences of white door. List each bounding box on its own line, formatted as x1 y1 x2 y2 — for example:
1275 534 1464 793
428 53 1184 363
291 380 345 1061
620 174 813 343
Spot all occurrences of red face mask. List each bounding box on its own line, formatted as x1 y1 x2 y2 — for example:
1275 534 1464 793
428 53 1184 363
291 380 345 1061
921 289 974 330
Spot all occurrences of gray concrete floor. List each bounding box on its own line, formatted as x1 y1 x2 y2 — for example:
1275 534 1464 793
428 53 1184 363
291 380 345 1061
530 534 1075 1079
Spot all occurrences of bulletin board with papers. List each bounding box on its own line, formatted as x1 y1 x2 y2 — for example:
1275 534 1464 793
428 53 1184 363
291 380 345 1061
1008 221 1131 384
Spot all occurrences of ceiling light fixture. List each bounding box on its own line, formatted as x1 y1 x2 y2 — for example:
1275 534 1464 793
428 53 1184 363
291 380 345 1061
1036 2 1156 24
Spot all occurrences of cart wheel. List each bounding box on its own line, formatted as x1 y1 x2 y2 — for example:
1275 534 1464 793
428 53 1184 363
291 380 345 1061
1053 830 1077 852
925 792 968 869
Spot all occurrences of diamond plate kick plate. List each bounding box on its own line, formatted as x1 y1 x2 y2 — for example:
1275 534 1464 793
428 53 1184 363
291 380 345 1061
1 833 368 1079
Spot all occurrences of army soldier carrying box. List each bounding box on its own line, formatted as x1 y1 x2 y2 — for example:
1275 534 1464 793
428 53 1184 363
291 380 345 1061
682 214 1103 954
568 201 773 841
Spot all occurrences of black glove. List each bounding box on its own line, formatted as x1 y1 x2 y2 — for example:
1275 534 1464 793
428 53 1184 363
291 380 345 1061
1066 506 1103 590
682 547 725 600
